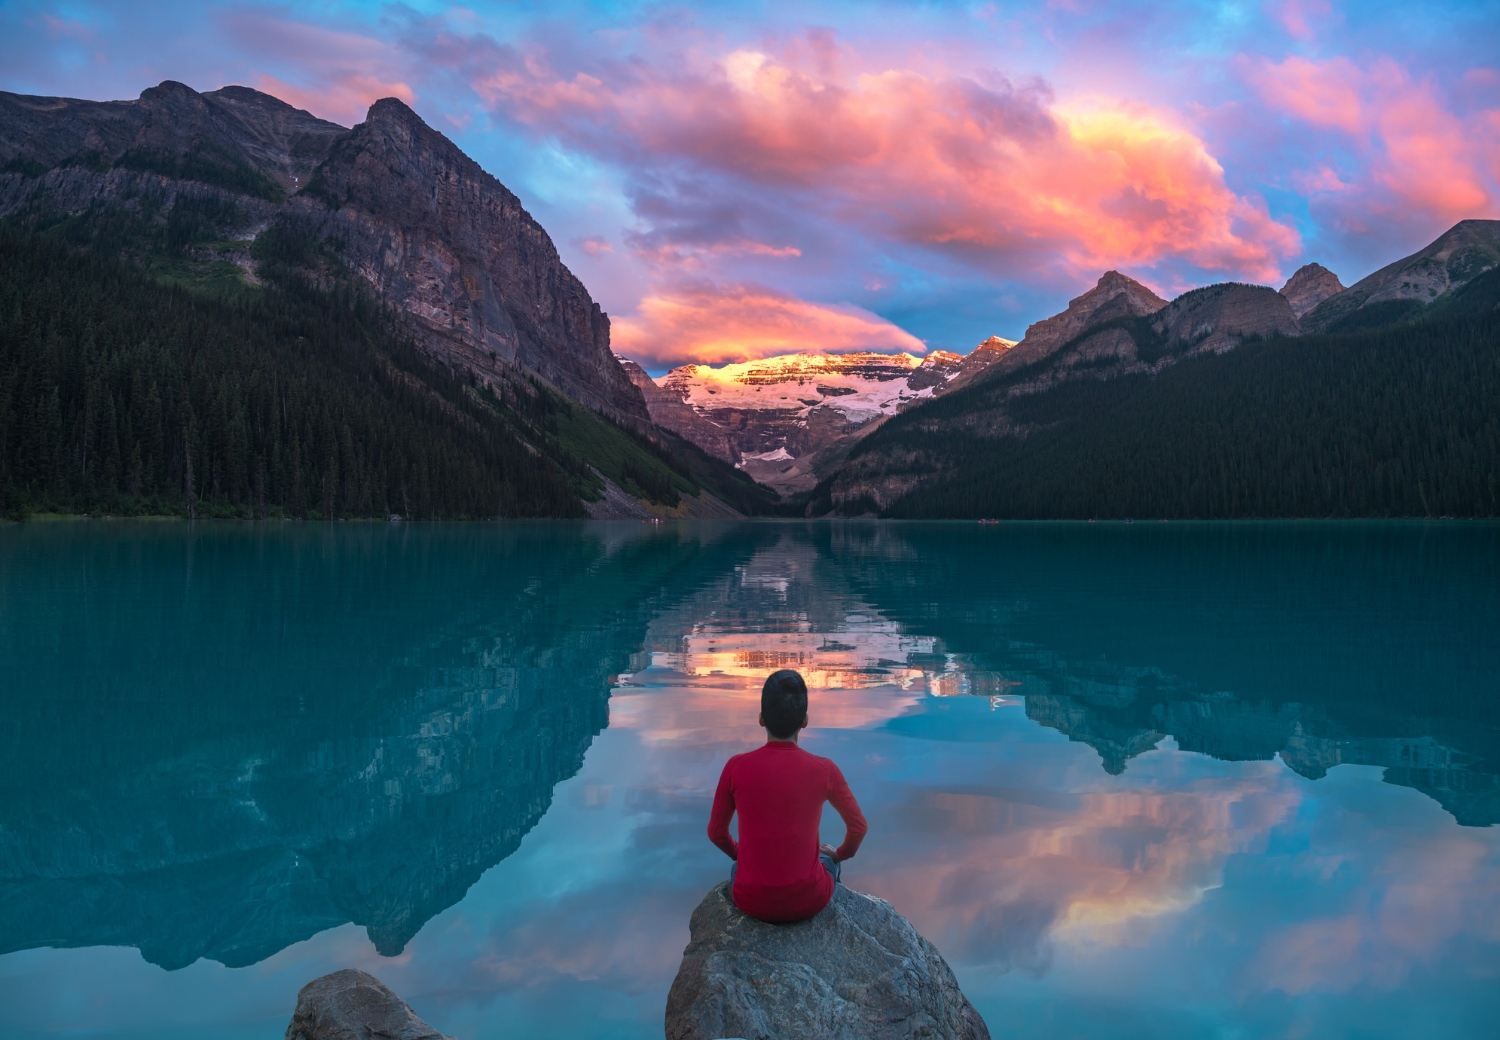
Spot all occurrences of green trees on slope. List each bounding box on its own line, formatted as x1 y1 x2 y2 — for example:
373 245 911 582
0 228 585 519
857 307 1500 519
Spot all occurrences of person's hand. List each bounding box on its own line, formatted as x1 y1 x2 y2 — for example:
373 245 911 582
820 843 840 862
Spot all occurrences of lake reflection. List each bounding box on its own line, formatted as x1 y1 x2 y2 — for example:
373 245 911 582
1 521 1497 1039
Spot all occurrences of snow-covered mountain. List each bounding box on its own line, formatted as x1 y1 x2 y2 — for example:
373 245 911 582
620 350 973 494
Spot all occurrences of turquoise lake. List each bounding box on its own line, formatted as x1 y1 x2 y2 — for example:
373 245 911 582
1 520 1498 1039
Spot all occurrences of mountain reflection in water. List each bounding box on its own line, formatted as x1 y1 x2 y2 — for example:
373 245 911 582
0 523 773 969
0 521 1497 1040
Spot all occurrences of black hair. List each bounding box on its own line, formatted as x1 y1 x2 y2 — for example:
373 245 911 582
761 669 809 740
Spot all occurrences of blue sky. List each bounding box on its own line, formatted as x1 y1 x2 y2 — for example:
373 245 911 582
4 1 1497 369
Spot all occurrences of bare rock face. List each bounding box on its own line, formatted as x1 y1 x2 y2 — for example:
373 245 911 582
302 98 648 425
665 882 990 1040
1279 262 1345 317
976 270 1167 384
628 352 960 495
619 358 738 463
1151 282 1300 354
285 970 453 1040
942 336 1017 391
1302 219 1500 331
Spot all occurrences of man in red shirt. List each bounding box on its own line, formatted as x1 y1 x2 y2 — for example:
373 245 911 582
707 669 868 923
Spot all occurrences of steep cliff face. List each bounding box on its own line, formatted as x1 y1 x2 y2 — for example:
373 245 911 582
0 81 649 426
1302 219 1500 331
619 357 738 463
302 98 648 424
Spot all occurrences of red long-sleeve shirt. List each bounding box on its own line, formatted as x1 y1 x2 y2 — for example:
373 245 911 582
707 740 868 923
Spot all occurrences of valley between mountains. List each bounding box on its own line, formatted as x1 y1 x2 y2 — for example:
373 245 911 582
1 81 1497 520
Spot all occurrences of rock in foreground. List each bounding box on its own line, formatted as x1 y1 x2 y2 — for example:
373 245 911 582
666 883 990 1040
285 969 454 1040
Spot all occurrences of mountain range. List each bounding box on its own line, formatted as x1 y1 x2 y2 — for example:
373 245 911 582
1 80 1497 519
624 223 1497 512
810 219 1500 518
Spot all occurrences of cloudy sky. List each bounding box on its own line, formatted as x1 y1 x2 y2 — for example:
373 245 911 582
3 1 1498 371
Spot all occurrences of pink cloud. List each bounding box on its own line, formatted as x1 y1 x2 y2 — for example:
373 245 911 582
1249 55 1498 228
1250 828 1499 995
39 13 95 43
626 235 803 269
611 282 927 369
1250 55 1366 133
473 39 1299 284
254 72 414 128
1271 0 1335 42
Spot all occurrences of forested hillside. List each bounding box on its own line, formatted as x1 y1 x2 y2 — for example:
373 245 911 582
816 273 1500 519
0 226 774 519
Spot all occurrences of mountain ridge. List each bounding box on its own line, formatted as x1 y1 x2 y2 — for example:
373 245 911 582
0 80 651 427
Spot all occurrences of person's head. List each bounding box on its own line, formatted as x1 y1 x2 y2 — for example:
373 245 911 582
760 669 809 740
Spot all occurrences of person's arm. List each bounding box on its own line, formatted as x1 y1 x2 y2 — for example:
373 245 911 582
707 759 739 860
826 761 868 861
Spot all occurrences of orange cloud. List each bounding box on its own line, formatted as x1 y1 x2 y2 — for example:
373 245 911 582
858 771 1300 969
477 45 1299 283
1249 55 1497 226
254 72 415 127
611 282 926 368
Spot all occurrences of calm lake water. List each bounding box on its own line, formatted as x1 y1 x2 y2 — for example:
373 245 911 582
1 521 1498 1039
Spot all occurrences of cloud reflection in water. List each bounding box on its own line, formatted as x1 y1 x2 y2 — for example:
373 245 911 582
1 522 1498 1040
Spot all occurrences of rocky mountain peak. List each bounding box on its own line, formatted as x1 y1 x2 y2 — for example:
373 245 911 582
940 334 1018 392
0 80 341 196
1302 218 1500 332
301 96 650 424
975 270 1167 380
1279 263 1344 317
971 336 1015 354
1151 282 1300 354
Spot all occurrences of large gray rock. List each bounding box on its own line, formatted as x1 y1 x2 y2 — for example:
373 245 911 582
665 883 990 1040
285 969 454 1040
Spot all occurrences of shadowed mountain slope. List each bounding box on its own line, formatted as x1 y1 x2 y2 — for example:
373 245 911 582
811 221 1500 519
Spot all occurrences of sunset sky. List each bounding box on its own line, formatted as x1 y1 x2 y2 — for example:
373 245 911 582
4 1 1498 371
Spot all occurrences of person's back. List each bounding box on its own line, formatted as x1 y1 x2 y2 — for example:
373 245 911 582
707 669 867 923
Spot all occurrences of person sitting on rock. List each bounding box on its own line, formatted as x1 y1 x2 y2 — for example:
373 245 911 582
707 668 868 923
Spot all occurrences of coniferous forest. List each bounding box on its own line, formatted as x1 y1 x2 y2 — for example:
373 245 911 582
0 226 595 519
848 290 1500 519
